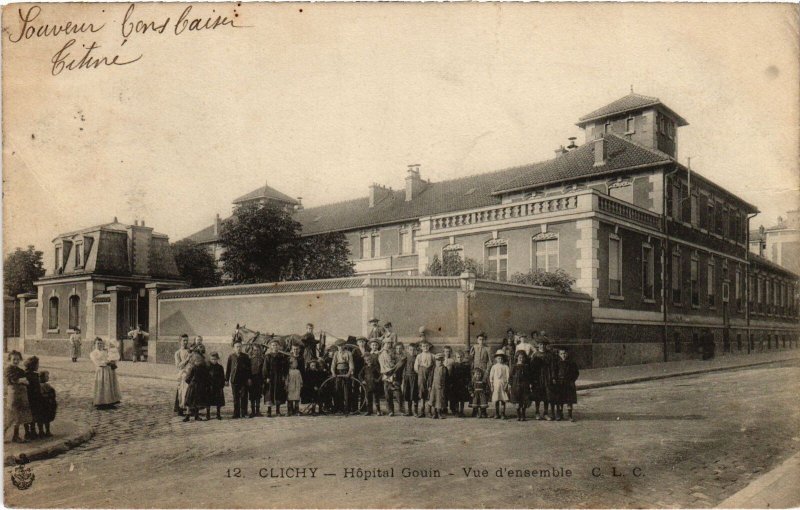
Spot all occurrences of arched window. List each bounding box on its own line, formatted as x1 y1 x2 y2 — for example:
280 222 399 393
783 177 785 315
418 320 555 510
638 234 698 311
48 297 59 330
69 295 80 331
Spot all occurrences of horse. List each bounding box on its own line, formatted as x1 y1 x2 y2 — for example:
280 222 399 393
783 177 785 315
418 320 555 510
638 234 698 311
231 324 308 356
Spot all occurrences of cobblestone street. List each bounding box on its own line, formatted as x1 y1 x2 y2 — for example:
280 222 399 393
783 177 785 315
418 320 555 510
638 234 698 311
5 359 799 508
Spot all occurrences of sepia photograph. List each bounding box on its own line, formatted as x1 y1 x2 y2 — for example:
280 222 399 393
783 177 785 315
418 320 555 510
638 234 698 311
2 2 799 508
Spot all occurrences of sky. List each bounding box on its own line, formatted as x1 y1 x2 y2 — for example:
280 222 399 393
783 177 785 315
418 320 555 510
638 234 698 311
3 2 799 273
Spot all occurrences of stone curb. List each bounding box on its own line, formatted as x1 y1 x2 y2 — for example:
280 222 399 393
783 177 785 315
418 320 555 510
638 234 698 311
577 356 799 391
42 355 798 391
4 421 95 467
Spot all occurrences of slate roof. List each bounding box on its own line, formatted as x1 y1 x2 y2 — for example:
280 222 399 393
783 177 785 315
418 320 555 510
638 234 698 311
577 93 689 127
232 183 299 205
750 253 799 278
294 164 535 235
185 224 218 244
490 133 672 195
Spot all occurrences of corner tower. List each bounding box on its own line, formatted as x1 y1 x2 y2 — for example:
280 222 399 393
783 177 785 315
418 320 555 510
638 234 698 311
576 92 688 158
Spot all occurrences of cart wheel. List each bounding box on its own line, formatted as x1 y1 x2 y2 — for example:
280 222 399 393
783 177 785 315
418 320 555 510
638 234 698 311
318 375 367 413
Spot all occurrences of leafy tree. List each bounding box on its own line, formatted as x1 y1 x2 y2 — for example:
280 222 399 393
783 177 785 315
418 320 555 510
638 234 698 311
510 268 576 294
219 202 303 284
170 239 222 288
280 232 355 281
425 251 485 277
4 245 45 297
219 203 355 284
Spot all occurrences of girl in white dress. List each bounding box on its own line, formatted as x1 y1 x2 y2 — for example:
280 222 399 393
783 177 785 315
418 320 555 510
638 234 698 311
90 338 122 408
489 350 510 420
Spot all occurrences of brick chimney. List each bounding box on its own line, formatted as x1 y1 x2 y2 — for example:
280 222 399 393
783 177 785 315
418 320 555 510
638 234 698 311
127 220 153 275
369 183 392 208
213 213 221 236
593 136 606 167
405 164 427 202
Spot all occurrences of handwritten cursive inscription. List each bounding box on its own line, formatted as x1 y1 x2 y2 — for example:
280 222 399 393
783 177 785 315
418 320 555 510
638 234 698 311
8 6 105 43
51 39 142 76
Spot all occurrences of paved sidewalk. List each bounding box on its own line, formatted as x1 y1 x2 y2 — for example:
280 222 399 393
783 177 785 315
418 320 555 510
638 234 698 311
35 349 799 389
4 419 94 466
577 349 800 389
717 451 800 508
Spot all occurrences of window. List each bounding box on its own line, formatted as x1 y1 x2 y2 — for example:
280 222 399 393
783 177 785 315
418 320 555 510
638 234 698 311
399 230 410 255
360 236 370 259
75 242 83 268
370 234 380 258
671 182 681 220
625 117 634 133
410 229 417 254
722 208 729 238
672 251 682 305
715 201 724 235
707 201 715 233
55 246 62 271
707 258 716 307
735 267 742 311
68 295 80 331
681 184 690 223
485 242 508 282
48 297 59 330
766 279 771 313
737 334 742 351
534 237 559 271
690 254 699 308
729 210 738 241
690 194 699 226
674 331 682 353
642 244 654 301
609 235 622 297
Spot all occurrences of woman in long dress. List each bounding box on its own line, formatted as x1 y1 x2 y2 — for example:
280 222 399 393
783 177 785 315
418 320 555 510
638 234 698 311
90 338 122 408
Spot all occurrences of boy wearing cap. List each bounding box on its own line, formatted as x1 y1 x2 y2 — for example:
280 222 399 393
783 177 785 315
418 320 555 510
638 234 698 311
378 342 400 416
414 340 435 418
554 348 579 421
397 342 416 416
381 322 398 348
367 318 385 342
361 339 383 416
429 354 448 419
207 352 226 420
248 344 265 417
225 341 251 419
489 349 510 419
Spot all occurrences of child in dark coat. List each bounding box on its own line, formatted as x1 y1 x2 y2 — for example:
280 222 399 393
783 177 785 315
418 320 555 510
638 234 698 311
39 371 57 437
554 349 580 421
469 367 489 418
207 353 226 420
183 354 209 422
449 351 471 417
303 360 327 415
529 343 549 420
24 356 45 439
509 351 531 421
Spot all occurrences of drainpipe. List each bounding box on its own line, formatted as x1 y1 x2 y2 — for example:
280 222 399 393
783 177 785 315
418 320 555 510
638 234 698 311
662 164 680 362
745 212 758 353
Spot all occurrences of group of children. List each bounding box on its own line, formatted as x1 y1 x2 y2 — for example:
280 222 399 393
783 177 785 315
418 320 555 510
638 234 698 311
175 327 579 423
4 351 58 443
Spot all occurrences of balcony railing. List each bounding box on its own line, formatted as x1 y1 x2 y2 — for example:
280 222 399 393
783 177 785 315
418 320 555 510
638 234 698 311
597 195 661 229
431 194 580 231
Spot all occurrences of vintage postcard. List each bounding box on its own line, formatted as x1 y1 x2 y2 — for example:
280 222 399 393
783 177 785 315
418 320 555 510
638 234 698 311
2 2 799 508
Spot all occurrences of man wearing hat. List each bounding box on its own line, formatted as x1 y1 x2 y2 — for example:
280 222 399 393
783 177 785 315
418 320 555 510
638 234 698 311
262 339 288 417
330 339 355 414
367 318 385 342
378 341 400 416
361 339 383 415
225 341 251 419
